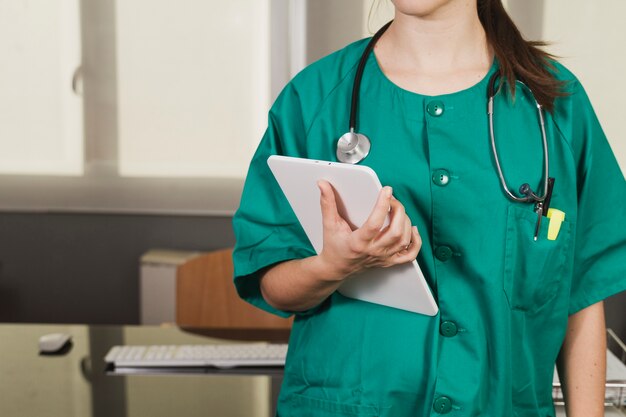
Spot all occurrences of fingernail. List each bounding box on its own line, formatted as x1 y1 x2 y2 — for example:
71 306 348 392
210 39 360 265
384 186 393 197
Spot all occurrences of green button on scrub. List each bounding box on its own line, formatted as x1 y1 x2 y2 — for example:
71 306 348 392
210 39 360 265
427 100 445 117
433 396 452 414
435 245 454 262
440 320 458 337
432 169 451 186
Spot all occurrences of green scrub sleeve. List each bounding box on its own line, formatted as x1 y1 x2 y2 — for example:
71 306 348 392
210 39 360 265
232 83 318 318
562 82 626 315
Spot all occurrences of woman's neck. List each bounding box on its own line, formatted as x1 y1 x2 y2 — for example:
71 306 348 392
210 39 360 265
374 0 492 95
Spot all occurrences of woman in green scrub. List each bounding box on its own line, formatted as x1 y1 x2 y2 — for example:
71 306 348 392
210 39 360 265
233 1 626 416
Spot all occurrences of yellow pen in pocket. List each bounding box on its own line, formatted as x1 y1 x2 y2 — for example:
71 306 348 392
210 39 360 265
547 208 565 240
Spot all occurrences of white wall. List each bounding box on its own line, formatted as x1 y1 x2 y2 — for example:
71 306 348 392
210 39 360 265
0 0 83 175
541 0 626 172
115 0 270 178
362 0 393 36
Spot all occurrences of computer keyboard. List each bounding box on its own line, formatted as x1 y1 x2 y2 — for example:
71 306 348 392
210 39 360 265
104 343 288 369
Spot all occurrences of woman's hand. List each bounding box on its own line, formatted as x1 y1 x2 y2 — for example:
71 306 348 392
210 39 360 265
316 180 422 281
259 180 422 312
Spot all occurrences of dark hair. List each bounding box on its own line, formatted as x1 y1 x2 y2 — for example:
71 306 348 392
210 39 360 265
478 0 566 112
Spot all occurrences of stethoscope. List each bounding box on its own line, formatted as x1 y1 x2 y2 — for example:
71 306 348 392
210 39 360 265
336 21 551 228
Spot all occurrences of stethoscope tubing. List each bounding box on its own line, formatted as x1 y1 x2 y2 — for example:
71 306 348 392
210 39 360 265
348 21 392 133
487 71 549 203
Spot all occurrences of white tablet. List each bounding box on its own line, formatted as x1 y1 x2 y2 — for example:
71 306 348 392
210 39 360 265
267 155 438 316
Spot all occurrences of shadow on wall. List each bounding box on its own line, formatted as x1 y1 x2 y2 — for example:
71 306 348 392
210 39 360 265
306 0 365 63
0 262 20 319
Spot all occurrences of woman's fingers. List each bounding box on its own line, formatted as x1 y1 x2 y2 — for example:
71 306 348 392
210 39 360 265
385 226 422 266
355 186 393 241
318 180 341 229
406 226 422 254
395 216 414 253
372 199 410 253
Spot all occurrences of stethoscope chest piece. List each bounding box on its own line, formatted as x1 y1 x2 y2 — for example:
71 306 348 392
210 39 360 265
335 20 391 165
336 131 371 164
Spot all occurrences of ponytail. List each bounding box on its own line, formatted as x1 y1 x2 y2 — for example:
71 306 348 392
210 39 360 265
478 0 566 112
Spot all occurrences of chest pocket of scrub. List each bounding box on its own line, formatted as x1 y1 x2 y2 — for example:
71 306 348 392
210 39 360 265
503 205 572 313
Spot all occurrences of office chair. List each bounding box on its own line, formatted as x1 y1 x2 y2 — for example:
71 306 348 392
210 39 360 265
176 248 292 342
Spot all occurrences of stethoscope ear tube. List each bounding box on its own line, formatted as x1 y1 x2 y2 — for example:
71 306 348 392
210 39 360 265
348 20 393 132
487 69 501 100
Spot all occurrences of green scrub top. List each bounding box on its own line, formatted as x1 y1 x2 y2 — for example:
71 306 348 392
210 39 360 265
232 39 626 417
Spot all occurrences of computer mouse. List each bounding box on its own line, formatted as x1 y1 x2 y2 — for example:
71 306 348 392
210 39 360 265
39 333 73 355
